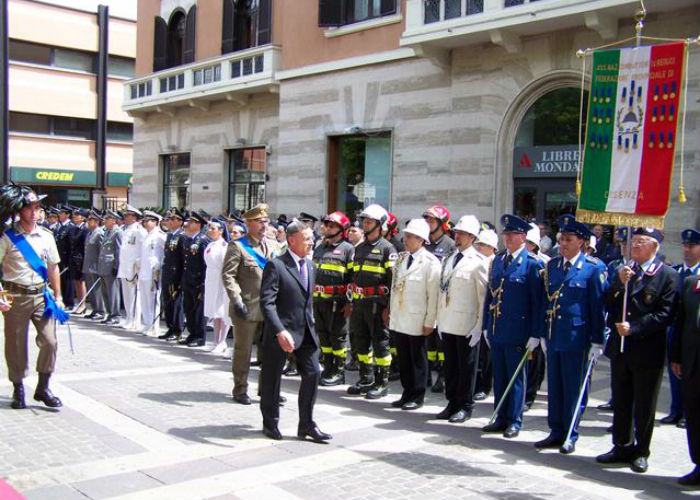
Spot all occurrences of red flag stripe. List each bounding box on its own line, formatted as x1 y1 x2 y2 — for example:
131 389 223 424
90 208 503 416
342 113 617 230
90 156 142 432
636 42 685 215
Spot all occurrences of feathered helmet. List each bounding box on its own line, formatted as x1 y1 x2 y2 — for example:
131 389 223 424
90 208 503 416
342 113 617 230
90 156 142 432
0 184 47 234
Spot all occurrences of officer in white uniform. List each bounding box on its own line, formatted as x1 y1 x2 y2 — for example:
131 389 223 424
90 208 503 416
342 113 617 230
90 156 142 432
388 218 441 410
138 210 166 335
436 215 489 422
117 205 146 331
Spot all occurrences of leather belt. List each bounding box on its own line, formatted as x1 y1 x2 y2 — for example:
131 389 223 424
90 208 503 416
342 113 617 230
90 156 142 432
2 281 45 295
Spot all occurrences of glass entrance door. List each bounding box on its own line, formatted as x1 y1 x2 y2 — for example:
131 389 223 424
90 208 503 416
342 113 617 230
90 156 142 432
513 178 576 232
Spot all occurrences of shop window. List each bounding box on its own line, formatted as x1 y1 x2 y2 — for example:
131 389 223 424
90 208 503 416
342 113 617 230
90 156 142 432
328 132 392 219
106 122 133 142
319 0 397 28
227 147 266 213
162 153 191 208
108 55 135 78
222 0 272 54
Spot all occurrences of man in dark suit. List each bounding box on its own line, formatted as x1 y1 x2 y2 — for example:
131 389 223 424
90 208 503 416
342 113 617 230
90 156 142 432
597 227 679 474
259 220 331 443
672 273 700 485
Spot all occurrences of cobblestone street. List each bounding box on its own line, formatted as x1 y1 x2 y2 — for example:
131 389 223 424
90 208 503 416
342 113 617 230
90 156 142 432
0 317 696 499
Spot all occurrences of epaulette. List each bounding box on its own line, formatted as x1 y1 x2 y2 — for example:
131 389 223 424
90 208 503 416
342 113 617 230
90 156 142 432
585 255 599 264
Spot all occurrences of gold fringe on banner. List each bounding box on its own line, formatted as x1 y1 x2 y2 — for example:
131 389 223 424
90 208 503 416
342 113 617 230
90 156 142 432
576 209 666 229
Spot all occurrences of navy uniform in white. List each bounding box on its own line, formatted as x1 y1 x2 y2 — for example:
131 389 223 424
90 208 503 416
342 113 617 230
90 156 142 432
117 206 146 330
482 214 544 438
138 211 166 335
535 219 606 454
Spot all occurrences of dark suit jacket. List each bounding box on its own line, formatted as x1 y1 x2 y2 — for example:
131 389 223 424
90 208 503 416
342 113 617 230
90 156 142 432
260 251 318 348
672 275 700 377
605 257 679 369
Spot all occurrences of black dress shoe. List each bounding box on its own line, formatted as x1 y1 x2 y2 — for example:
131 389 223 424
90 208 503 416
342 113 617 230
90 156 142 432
678 418 687 429
188 338 205 347
503 424 520 439
263 426 282 440
435 406 455 420
233 393 252 405
250 360 262 367
678 466 700 486
596 447 632 464
448 409 471 423
534 435 564 449
298 424 332 443
660 413 681 425
473 391 487 401
597 401 613 411
482 421 507 433
631 456 648 473
559 441 576 454
165 334 179 342
391 397 409 408
179 336 194 345
401 401 423 411
34 388 62 408
158 332 171 340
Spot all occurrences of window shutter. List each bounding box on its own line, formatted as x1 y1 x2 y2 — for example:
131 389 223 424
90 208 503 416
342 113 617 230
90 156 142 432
183 5 196 64
318 0 345 27
380 0 397 15
221 0 235 54
257 0 272 45
153 16 167 71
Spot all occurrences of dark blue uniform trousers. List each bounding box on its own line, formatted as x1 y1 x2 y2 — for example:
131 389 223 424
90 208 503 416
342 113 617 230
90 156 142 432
546 349 588 441
491 342 526 428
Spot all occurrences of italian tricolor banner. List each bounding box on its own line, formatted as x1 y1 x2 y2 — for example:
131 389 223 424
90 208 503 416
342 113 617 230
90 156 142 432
577 42 686 228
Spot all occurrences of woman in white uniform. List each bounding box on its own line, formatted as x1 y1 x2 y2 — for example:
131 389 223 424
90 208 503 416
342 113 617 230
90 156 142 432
203 219 231 354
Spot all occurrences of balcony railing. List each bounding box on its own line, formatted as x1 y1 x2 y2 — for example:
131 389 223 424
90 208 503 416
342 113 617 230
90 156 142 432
122 45 280 113
402 0 664 49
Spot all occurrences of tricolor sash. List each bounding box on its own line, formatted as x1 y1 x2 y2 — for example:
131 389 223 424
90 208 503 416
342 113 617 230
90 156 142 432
5 228 70 323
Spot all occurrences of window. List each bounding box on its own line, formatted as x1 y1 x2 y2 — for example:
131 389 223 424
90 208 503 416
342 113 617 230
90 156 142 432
328 132 392 219
319 0 397 28
222 0 272 54
162 153 191 208
53 116 95 140
9 112 95 140
515 87 587 147
9 40 96 73
8 40 51 65
227 147 266 213
193 64 221 86
108 55 135 78
424 0 483 23
107 122 133 142
153 5 196 72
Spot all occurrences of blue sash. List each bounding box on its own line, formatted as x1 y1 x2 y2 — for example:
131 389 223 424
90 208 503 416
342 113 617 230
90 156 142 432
5 228 69 323
237 237 268 270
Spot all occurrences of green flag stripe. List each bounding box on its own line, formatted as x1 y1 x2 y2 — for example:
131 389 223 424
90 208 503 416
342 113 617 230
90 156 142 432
579 49 620 212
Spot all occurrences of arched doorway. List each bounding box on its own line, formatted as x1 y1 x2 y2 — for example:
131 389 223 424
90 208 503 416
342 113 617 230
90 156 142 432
513 87 587 228
167 10 186 68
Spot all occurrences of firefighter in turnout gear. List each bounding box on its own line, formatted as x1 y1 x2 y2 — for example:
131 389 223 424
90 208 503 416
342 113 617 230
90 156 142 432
422 205 456 393
312 211 355 386
347 204 397 399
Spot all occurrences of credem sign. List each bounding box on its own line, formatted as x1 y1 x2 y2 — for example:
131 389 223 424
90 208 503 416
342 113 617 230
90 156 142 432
11 167 96 186
513 145 580 178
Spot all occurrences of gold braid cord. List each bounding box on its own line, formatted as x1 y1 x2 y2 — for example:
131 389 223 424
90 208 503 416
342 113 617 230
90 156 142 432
576 209 666 229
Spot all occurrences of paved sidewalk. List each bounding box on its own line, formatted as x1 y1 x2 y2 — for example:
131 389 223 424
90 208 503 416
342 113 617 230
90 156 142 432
0 316 696 499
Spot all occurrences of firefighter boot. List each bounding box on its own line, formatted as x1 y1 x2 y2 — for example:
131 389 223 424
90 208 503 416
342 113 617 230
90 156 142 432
366 367 389 400
347 363 374 395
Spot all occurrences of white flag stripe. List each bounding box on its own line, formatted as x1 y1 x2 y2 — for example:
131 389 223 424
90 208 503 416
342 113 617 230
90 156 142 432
606 45 651 213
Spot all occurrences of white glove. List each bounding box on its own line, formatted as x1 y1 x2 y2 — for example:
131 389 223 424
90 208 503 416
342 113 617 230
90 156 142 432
526 337 540 351
540 338 547 355
468 330 482 348
589 343 604 362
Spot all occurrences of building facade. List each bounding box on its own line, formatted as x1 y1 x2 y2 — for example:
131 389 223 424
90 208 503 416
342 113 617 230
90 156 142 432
125 0 699 261
7 0 136 208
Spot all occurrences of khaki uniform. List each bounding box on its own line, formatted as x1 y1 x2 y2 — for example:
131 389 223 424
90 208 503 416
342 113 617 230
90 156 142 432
0 223 60 382
222 236 278 396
